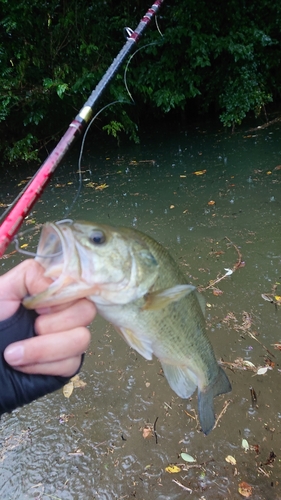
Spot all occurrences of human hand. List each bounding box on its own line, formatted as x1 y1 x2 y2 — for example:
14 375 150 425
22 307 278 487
0 259 96 377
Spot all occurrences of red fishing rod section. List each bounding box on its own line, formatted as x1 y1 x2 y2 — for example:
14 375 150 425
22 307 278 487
0 0 164 257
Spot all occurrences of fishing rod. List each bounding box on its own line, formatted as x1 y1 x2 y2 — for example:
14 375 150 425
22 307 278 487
0 0 164 257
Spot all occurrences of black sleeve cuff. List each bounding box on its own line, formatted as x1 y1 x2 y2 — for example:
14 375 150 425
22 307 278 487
0 305 81 416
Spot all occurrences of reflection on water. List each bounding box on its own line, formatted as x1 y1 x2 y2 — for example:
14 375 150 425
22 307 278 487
1 122 281 499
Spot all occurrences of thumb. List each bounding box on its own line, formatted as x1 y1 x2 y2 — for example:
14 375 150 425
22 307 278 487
0 260 52 320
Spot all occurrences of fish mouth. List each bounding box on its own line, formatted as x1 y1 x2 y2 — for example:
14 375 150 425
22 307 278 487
38 225 63 257
23 220 87 309
35 219 75 277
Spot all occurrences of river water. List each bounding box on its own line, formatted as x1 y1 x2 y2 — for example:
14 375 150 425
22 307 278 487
0 120 281 500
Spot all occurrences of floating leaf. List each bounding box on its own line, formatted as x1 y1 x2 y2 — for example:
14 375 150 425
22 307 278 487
212 288 223 296
193 169 206 176
225 455 237 465
243 361 255 368
264 450 276 465
242 439 249 451
180 453 196 463
256 366 270 375
274 295 281 303
251 444 260 455
25 218 36 225
20 243 28 249
95 183 109 191
170 204 175 209
208 200 216 206
224 268 233 276
63 375 86 398
272 343 281 351
63 381 74 398
238 481 253 497
142 426 153 439
264 358 275 368
261 294 273 302
71 374 87 388
165 465 181 473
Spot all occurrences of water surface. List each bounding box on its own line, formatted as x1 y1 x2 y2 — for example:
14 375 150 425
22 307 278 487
0 121 281 499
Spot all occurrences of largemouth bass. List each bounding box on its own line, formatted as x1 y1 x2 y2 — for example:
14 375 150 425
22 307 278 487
23 220 231 434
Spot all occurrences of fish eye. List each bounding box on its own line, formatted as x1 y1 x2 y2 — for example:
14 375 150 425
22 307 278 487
89 230 106 245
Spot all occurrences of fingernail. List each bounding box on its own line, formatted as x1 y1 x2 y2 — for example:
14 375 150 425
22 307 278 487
4 345 24 365
36 307 51 314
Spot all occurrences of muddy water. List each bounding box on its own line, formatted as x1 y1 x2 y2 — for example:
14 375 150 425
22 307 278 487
0 122 281 499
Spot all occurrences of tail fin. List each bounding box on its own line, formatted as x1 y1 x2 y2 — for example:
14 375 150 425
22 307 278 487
197 367 231 435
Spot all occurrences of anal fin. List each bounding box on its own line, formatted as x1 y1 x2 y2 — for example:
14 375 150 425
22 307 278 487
161 362 198 399
116 326 153 361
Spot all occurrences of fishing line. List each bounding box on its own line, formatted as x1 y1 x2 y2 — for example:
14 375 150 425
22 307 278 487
0 1 165 258
64 99 128 218
155 15 164 37
13 225 43 257
124 42 161 103
12 100 129 252
123 16 163 102
66 25 164 216
14 218 74 258
1 17 164 224
11 16 164 244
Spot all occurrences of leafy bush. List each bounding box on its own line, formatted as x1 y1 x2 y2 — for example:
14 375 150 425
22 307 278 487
1 0 281 165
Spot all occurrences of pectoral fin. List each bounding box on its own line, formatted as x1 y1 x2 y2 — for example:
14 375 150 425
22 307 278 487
161 362 198 399
143 284 196 311
116 326 153 361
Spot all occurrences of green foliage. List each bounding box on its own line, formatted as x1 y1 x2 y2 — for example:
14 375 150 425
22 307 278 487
103 120 124 139
219 67 273 128
1 0 281 165
6 133 39 163
133 0 280 129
